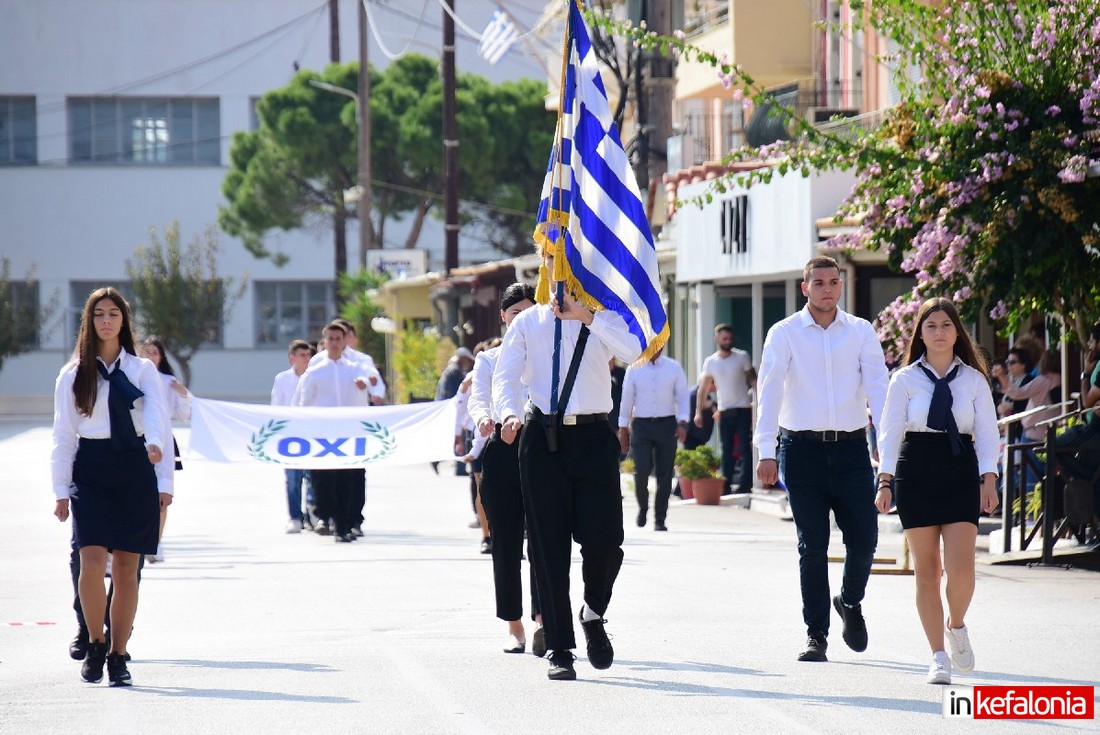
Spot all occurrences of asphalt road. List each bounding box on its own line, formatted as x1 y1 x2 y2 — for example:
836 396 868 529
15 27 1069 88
1 422 1097 734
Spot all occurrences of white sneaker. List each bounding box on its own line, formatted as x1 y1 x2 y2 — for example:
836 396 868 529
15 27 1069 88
945 622 974 673
467 518 481 529
285 519 303 534
927 651 952 684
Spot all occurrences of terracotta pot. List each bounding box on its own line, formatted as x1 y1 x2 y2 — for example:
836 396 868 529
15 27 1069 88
678 477 694 500
692 477 724 505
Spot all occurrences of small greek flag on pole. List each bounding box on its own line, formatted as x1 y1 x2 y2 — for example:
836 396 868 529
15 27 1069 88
533 0 669 362
477 10 519 65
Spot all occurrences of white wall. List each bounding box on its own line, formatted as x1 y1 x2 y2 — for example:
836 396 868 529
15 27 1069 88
0 0 548 406
673 168 856 284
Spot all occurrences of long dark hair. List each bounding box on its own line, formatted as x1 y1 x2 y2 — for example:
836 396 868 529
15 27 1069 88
72 287 138 416
143 336 177 377
902 297 988 376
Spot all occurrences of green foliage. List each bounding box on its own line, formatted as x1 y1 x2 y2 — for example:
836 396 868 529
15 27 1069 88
619 456 635 474
392 321 441 403
338 269 390 374
677 444 722 480
0 259 56 373
125 223 247 386
220 55 554 269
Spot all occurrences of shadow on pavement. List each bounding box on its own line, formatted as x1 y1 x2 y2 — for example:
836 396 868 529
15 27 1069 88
139 658 337 672
136 686 357 703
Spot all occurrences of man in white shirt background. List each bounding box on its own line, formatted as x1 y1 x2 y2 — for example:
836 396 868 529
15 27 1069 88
754 256 889 664
618 349 689 531
271 339 315 534
294 322 374 543
696 324 756 494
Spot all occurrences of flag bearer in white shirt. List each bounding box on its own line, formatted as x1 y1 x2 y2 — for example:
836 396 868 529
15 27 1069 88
494 252 641 681
618 349 689 530
754 256 889 664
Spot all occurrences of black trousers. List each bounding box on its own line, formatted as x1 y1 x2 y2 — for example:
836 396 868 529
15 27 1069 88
480 428 540 622
519 419 623 652
311 469 360 536
630 416 677 523
719 408 753 492
351 469 366 527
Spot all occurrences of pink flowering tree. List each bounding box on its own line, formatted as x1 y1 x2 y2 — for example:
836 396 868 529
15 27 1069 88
595 0 1100 360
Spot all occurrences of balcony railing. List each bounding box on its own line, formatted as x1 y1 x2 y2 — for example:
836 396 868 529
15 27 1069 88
683 1 729 38
744 78 864 147
670 107 745 169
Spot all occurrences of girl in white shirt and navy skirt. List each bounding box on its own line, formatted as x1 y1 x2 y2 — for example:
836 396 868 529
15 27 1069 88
51 288 173 687
142 336 190 563
874 298 999 686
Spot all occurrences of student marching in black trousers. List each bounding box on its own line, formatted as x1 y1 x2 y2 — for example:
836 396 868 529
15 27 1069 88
468 283 543 655
51 287 174 686
494 253 641 681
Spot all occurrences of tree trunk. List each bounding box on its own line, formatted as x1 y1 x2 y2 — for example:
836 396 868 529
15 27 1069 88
333 208 348 276
403 199 434 249
177 357 192 389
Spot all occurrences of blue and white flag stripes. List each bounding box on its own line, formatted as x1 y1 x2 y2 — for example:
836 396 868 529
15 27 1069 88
533 0 668 362
477 10 520 65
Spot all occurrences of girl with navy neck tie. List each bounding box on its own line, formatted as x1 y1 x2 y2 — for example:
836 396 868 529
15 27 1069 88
874 298 999 686
51 288 173 687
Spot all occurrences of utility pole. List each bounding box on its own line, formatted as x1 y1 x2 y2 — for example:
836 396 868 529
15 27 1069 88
358 0 375 268
329 0 340 61
442 0 459 273
647 0 675 190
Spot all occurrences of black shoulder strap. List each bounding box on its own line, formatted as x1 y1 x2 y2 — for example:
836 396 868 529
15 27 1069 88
556 325 590 416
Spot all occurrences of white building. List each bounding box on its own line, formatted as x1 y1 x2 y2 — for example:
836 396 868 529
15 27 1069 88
0 0 553 411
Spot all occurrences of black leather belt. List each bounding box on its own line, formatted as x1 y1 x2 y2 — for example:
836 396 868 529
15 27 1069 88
634 415 675 422
527 407 608 426
780 427 866 442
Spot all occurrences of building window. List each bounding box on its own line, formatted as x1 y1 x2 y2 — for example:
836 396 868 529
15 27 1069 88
254 281 335 348
68 280 223 350
68 97 220 165
0 96 37 165
4 279 41 349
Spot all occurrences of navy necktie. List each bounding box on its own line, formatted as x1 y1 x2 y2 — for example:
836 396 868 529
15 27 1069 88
918 362 962 456
97 359 145 450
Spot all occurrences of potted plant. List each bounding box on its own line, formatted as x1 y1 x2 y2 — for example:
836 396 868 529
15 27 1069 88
678 445 724 505
674 447 695 500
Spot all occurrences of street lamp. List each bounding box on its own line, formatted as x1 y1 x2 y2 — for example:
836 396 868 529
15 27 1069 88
309 78 373 269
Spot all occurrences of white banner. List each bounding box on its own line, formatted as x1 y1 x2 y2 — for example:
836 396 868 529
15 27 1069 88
189 397 459 469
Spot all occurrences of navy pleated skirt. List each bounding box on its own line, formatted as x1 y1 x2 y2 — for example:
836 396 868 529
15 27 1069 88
70 438 160 554
893 432 981 529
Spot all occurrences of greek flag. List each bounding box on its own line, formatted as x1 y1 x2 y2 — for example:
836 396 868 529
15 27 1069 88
534 0 668 361
477 10 519 65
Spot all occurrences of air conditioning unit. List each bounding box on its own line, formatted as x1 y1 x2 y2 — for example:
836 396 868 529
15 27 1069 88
809 107 860 124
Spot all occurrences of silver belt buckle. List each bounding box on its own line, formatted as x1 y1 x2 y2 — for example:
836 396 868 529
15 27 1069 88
563 414 577 426
823 430 838 442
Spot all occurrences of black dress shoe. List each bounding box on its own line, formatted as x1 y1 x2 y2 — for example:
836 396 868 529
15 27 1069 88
636 510 646 528
797 633 828 662
106 652 132 687
654 521 668 531
579 608 614 670
335 533 353 543
532 626 547 658
480 537 492 554
547 649 577 680
833 595 868 652
70 626 89 660
82 641 107 683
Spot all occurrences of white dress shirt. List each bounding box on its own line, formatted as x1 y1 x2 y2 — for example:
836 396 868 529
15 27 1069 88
493 304 641 422
454 382 474 432
310 346 385 400
158 372 191 421
877 355 1000 476
754 306 889 460
51 351 173 499
293 355 372 407
270 367 304 407
700 349 754 409
468 346 500 426
619 355 690 427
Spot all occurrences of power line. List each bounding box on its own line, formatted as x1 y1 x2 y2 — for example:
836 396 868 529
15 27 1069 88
362 0 430 61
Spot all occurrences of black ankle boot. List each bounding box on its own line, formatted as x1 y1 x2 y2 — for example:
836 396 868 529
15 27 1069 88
69 626 89 660
81 641 107 683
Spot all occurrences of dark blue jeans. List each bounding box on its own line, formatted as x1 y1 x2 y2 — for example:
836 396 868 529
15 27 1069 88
778 432 877 637
719 408 753 492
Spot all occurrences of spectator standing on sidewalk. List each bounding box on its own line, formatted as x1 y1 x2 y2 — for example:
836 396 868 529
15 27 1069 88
874 297 999 685
754 256 889 664
618 349 689 531
696 324 756 494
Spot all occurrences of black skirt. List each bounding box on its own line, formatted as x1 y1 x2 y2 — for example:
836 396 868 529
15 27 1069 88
70 438 160 555
893 432 981 529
